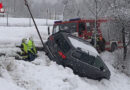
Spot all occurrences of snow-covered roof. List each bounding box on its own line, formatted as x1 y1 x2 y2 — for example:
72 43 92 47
68 37 99 57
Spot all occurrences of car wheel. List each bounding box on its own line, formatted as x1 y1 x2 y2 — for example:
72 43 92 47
111 43 117 52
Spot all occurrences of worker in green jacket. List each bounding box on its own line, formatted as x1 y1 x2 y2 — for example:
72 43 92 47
27 37 37 61
16 38 29 60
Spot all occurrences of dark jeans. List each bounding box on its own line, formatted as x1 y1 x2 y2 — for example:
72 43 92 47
28 51 36 61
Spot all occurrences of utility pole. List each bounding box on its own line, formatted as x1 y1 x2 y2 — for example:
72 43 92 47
54 9 56 20
14 0 15 12
6 0 8 26
24 0 45 48
13 0 16 17
62 4 65 20
46 8 48 25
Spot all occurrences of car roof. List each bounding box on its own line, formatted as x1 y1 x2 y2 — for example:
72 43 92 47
54 32 99 57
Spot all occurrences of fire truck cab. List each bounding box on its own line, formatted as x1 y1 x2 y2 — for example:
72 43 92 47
52 18 123 51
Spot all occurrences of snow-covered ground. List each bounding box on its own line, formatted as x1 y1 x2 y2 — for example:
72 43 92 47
0 17 55 26
0 18 130 90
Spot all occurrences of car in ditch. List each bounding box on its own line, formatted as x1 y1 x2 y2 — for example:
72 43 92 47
44 31 111 80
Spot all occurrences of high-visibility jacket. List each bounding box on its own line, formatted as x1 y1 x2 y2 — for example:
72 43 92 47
28 40 37 54
21 43 28 54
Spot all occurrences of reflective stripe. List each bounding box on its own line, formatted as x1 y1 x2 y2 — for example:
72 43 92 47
118 43 123 47
105 46 111 50
105 41 123 50
105 42 110 48
105 42 110 50
118 46 123 48
117 42 123 48
105 44 110 48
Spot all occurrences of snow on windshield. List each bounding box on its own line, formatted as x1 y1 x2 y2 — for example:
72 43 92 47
68 37 99 57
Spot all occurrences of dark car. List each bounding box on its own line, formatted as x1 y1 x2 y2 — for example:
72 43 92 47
44 31 110 80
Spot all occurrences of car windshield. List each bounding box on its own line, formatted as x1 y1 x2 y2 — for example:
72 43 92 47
54 34 70 53
68 36 99 57
59 23 77 33
72 51 104 69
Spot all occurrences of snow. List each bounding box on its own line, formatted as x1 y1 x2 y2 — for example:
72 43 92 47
68 37 99 57
0 18 130 90
0 17 55 26
0 78 25 90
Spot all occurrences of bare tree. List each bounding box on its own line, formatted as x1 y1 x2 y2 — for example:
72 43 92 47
83 0 110 47
62 0 78 20
108 0 130 60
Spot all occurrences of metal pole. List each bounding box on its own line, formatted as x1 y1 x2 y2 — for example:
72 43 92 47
24 0 45 48
62 4 65 20
14 0 15 12
6 0 8 26
46 9 48 25
54 9 56 20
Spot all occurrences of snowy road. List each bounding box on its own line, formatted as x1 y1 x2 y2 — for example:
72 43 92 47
0 19 130 90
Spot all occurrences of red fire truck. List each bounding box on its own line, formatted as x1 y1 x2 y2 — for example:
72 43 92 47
52 18 123 51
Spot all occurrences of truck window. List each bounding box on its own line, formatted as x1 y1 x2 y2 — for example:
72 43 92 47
69 23 77 32
53 25 60 34
79 22 86 35
59 23 77 33
86 22 95 32
90 22 95 29
60 24 69 31
86 23 91 32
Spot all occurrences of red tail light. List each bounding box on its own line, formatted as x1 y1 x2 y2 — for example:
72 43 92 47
49 36 54 41
58 51 66 59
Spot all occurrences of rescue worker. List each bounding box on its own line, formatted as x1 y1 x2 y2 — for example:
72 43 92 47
96 37 101 53
27 37 37 61
16 38 28 60
97 36 106 52
90 32 95 46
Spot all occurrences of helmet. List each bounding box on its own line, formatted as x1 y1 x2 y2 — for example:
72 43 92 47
22 38 27 43
29 36 33 41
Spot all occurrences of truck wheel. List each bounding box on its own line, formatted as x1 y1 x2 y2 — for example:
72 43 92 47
111 43 117 52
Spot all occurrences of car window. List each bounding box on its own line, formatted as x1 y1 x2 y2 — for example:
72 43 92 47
72 51 104 69
72 51 94 65
54 35 70 53
93 56 104 69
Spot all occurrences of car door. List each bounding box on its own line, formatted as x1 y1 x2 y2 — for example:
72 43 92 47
54 33 70 65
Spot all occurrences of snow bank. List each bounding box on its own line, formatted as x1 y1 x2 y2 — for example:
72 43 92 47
0 78 25 90
0 26 52 47
1 50 130 90
0 17 55 26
